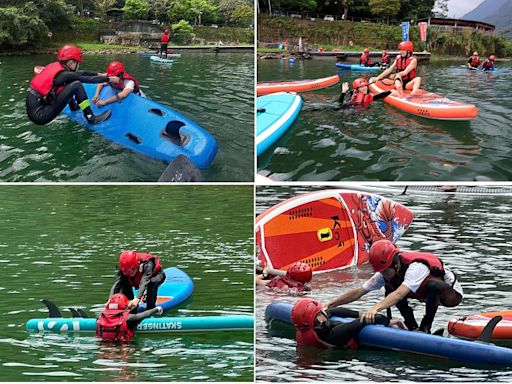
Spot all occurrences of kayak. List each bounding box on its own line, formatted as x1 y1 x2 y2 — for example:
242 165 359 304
256 92 302 156
150 55 174 64
369 78 478 120
63 83 217 168
26 314 254 334
266 301 512 366
256 189 414 273
256 75 340 96
336 63 381 71
140 52 181 58
448 311 512 341
135 267 193 312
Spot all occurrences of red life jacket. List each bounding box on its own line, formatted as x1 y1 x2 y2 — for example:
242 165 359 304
469 56 480 68
161 35 170 43
267 275 306 291
360 53 371 66
395 54 417 82
349 91 374 106
126 253 162 288
110 72 141 95
386 252 445 300
381 53 390 64
96 309 134 341
482 59 494 70
30 62 66 97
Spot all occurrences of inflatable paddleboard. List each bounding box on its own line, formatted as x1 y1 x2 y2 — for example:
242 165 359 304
369 78 478 120
26 314 253 334
266 301 512 366
256 189 414 273
134 267 193 312
336 63 381 71
140 52 181 58
448 311 512 341
150 55 174 64
256 75 340 96
256 92 302 156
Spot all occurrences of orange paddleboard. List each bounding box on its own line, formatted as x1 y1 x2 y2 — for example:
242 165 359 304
257 75 340 96
256 190 414 273
448 311 512 340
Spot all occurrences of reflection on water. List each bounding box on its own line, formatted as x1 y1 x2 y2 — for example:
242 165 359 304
257 60 512 181
256 186 512 381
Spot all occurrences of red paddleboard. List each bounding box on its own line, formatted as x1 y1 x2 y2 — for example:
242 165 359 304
448 311 512 340
256 190 414 273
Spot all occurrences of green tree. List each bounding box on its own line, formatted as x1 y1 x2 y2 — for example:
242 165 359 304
93 0 116 20
171 19 194 43
33 0 74 30
0 4 48 50
397 0 434 21
148 0 171 21
368 0 400 24
230 3 253 26
168 0 217 25
123 0 150 19
218 0 246 23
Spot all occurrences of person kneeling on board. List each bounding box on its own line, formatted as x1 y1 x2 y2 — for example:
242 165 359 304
92 62 144 108
338 78 391 107
26 45 118 126
96 293 163 341
374 41 421 98
359 48 380 67
292 298 404 349
480 55 496 72
110 250 166 310
380 49 391 68
256 262 312 292
325 239 463 334
467 51 481 69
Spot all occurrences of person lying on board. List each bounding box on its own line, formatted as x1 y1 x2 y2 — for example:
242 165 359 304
292 298 405 349
359 48 380 67
256 262 312 293
374 41 421 98
480 55 496 71
92 61 144 107
96 293 163 342
338 78 391 107
27 45 118 126
325 240 463 334
467 51 481 69
110 250 166 310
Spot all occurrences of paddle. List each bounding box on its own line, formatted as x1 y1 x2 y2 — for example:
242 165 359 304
158 154 202 182
255 265 286 277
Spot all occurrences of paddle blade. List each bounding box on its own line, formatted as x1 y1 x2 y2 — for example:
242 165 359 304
158 155 202 182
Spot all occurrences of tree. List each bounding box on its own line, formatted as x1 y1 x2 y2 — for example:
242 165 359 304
230 3 253 26
123 0 150 19
433 0 448 18
397 0 435 21
0 4 48 50
33 0 74 30
171 19 194 43
93 0 116 20
167 0 217 25
368 0 400 24
148 0 171 21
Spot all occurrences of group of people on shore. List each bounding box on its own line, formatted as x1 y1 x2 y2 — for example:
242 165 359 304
258 239 463 350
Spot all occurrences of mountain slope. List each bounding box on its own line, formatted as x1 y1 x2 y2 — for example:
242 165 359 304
462 0 512 34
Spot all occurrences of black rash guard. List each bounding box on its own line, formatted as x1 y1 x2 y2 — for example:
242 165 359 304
126 306 161 329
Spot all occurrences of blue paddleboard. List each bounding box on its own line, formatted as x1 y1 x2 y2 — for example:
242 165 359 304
62 83 218 168
150 55 175 64
140 52 181 58
336 63 381 71
266 301 512 366
256 93 302 156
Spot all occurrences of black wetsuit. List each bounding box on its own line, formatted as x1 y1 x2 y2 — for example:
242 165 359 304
26 70 109 125
126 306 161 329
315 307 390 347
338 90 391 106
110 259 166 310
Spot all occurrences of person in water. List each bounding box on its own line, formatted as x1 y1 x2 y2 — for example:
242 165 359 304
480 55 496 71
160 28 171 58
359 48 380 67
96 293 163 342
338 78 391 107
291 298 404 348
467 51 481 69
110 250 166 310
92 61 144 107
256 262 312 292
374 41 421 98
380 49 390 67
26 45 118 126
325 239 463 334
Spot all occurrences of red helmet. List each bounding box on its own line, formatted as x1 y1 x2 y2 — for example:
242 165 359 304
106 293 129 310
489 55 496 61
57 45 83 62
286 262 312 284
291 298 323 330
164 28 169 35
119 250 139 276
352 78 369 89
107 61 126 77
369 239 399 272
398 41 414 52
364 48 370 53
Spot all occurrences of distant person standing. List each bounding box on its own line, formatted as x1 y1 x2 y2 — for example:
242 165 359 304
160 29 171 59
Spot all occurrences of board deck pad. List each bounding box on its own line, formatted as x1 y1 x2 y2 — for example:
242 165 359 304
256 190 414 273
